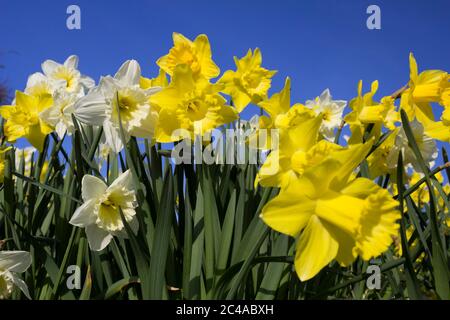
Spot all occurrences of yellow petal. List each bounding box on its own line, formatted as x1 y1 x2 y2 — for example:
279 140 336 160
328 140 373 190
260 184 315 237
194 34 220 79
294 215 338 281
355 188 400 260
315 192 364 236
259 77 291 119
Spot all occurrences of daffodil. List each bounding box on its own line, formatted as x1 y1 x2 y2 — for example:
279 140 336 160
256 116 336 188
399 54 450 142
305 89 347 141
345 81 399 144
157 32 220 80
0 91 53 151
0 251 32 299
69 170 138 251
250 78 315 149
39 55 95 94
39 90 80 139
401 53 449 119
261 141 400 281
386 120 437 172
219 48 276 112
367 129 399 179
0 147 12 183
74 60 160 152
150 64 238 143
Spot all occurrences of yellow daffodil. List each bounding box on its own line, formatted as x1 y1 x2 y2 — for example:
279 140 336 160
394 226 424 263
256 115 338 188
69 170 138 251
401 53 449 118
0 91 53 151
0 251 32 299
400 54 450 142
345 81 399 144
261 140 400 281
157 32 220 80
219 48 276 112
150 64 238 143
367 129 399 179
249 78 315 149
0 147 12 183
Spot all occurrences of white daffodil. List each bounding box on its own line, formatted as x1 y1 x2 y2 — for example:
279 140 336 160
0 251 32 299
69 170 138 251
39 90 81 139
40 55 95 94
74 60 160 153
386 120 438 171
305 89 346 140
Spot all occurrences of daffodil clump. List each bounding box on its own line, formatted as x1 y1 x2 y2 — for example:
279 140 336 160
0 33 449 300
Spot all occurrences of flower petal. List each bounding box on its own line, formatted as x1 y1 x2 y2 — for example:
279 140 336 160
0 251 31 273
85 224 113 251
74 89 108 125
294 215 338 281
69 198 97 227
108 169 133 192
114 60 141 86
10 273 31 299
260 184 315 237
82 175 107 201
103 120 124 153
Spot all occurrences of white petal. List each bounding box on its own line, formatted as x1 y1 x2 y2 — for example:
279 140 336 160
26 72 48 88
64 55 79 69
98 76 118 98
80 75 95 90
39 106 59 125
41 59 60 76
82 175 107 201
114 60 141 86
129 108 158 139
144 86 162 96
10 274 31 299
55 122 67 139
0 251 32 273
103 120 124 153
69 198 97 227
85 224 113 251
320 89 331 102
74 89 108 125
108 169 133 191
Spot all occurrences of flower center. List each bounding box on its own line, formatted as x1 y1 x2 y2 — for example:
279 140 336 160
0 272 13 300
96 195 122 232
54 67 77 91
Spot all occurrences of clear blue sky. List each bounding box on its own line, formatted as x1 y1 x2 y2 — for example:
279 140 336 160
1 0 449 141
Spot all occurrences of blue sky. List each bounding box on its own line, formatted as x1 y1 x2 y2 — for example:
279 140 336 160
1 0 449 149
